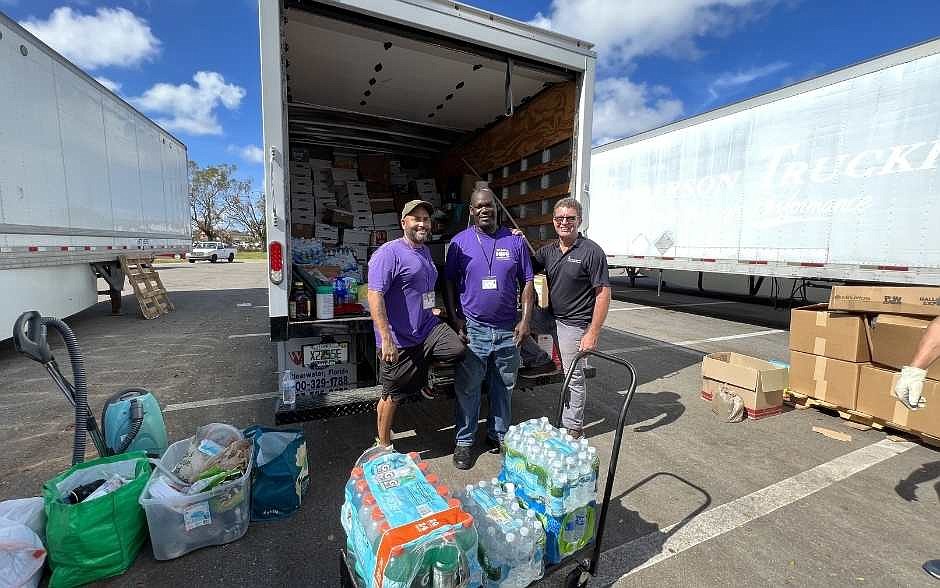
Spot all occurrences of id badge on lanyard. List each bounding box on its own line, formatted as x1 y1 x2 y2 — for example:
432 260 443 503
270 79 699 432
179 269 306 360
422 291 435 309
481 276 497 290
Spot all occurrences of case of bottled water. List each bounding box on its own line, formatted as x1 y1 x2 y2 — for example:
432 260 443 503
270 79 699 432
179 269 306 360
340 445 482 587
459 479 545 587
498 418 599 564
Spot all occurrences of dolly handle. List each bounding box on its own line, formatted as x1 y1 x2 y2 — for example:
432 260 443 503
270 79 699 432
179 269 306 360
13 311 52 364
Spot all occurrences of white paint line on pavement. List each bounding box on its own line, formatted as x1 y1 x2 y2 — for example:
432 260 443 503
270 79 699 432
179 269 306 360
228 332 269 339
236 302 253 307
601 329 784 355
603 438 915 584
608 301 736 312
164 392 277 412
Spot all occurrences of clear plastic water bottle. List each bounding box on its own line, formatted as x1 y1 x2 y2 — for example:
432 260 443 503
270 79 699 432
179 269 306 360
279 370 296 408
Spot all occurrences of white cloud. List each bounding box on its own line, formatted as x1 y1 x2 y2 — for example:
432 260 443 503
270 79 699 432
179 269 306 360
228 144 264 164
20 7 160 70
94 76 122 93
592 77 683 144
529 0 777 68
529 0 780 141
706 60 789 101
130 71 246 136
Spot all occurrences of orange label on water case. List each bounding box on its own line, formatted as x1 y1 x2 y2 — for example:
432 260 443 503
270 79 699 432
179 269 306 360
372 505 463 586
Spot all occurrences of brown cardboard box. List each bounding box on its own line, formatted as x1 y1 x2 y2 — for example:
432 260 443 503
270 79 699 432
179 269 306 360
866 314 940 380
829 286 940 317
789 304 870 362
358 154 389 184
788 351 862 409
857 364 940 438
701 352 788 418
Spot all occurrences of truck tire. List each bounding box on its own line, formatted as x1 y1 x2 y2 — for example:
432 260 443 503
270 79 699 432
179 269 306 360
210 254 218 263
188 259 195 263
228 253 235 263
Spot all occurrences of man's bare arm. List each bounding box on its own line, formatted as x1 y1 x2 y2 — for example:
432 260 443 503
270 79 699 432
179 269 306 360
368 289 398 363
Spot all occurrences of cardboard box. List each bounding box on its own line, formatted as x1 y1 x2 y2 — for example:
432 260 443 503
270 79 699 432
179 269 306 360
829 286 940 317
370 198 397 213
386 229 404 240
788 351 862 409
371 212 400 228
789 304 870 362
291 223 314 238
332 168 359 183
415 178 437 193
857 364 940 438
343 229 372 246
700 352 788 419
309 159 332 170
352 213 373 228
358 154 389 184
292 212 316 223
323 208 353 227
315 223 339 241
346 181 368 193
867 314 940 380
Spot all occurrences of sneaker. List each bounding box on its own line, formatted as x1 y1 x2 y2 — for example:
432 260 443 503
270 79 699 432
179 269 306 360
519 362 558 377
453 445 473 470
420 386 437 401
485 436 502 454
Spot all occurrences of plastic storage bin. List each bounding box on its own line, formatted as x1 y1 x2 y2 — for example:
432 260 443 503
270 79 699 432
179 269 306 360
139 438 252 560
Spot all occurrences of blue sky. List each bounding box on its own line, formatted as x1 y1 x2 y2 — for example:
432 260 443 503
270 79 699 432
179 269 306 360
3 0 938 193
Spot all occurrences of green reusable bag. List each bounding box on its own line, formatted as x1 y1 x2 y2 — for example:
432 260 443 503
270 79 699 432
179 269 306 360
42 451 151 588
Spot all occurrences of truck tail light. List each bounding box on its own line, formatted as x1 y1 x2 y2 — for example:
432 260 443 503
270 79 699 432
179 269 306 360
269 241 284 284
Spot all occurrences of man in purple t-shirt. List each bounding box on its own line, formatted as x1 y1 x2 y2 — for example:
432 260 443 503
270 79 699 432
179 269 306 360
445 186 534 469
368 200 465 449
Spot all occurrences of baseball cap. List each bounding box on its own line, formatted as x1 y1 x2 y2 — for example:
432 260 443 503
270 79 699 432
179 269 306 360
401 199 434 219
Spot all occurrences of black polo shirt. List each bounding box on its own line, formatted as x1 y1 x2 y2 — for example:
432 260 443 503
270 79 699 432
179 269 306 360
533 234 609 327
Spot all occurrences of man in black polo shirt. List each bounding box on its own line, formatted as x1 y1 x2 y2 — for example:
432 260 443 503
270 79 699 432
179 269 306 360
521 197 611 438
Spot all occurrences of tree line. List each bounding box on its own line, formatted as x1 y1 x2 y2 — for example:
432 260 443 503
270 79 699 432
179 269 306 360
189 161 265 247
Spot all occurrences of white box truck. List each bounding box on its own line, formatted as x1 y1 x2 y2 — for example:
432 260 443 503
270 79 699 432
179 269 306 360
590 38 940 301
260 0 595 421
0 12 190 332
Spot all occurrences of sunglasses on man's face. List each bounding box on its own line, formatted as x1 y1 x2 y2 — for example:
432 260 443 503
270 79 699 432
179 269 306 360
553 215 578 224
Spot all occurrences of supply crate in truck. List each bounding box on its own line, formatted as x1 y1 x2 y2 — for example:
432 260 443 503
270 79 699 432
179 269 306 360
259 0 596 423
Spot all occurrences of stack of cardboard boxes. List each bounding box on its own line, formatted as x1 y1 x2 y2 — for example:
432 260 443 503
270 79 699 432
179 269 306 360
788 286 940 440
288 148 440 273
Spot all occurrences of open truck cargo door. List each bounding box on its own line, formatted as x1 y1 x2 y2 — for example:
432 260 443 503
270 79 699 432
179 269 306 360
260 0 595 422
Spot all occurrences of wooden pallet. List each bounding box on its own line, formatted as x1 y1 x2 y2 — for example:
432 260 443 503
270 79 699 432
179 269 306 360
784 389 940 448
120 255 174 319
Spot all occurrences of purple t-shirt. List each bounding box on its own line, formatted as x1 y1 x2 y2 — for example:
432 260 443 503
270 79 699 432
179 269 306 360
445 226 534 330
367 238 440 348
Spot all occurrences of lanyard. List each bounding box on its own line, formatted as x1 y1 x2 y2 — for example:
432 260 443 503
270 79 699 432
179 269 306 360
474 228 498 275
400 237 435 292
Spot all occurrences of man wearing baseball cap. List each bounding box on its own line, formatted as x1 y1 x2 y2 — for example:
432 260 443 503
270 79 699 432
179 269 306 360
367 199 465 448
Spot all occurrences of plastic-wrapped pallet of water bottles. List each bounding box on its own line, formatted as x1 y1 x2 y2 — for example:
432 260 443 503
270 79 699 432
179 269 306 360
498 417 599 564
459 478 546 587
340 445 483 587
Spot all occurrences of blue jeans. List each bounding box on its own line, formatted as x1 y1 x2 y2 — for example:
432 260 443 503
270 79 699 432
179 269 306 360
454 318 520 446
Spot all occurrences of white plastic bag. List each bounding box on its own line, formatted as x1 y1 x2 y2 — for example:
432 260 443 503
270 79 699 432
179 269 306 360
0 518 45 588
0 498 45 543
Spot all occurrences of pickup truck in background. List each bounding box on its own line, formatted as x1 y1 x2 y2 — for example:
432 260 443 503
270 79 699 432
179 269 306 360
187 242 237 263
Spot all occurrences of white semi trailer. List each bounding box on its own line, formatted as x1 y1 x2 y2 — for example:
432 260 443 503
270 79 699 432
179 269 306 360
0 12 190 332
590 38 940 300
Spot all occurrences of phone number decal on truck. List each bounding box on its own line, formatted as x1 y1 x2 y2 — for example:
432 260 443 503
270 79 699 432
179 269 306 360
292 364 354 397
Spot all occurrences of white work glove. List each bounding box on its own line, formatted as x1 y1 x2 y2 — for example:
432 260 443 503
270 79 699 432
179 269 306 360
894 366 928 410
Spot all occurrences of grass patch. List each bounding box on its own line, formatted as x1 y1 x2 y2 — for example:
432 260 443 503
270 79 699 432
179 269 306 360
237 250 267 260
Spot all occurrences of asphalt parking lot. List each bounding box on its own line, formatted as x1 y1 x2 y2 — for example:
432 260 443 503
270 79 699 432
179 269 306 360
1 261 938 587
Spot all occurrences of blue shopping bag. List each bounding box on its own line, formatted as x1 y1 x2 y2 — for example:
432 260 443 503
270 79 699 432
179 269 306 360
243 426 309 521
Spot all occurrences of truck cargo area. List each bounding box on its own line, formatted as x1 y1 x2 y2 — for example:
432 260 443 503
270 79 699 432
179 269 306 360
270 2 594 421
